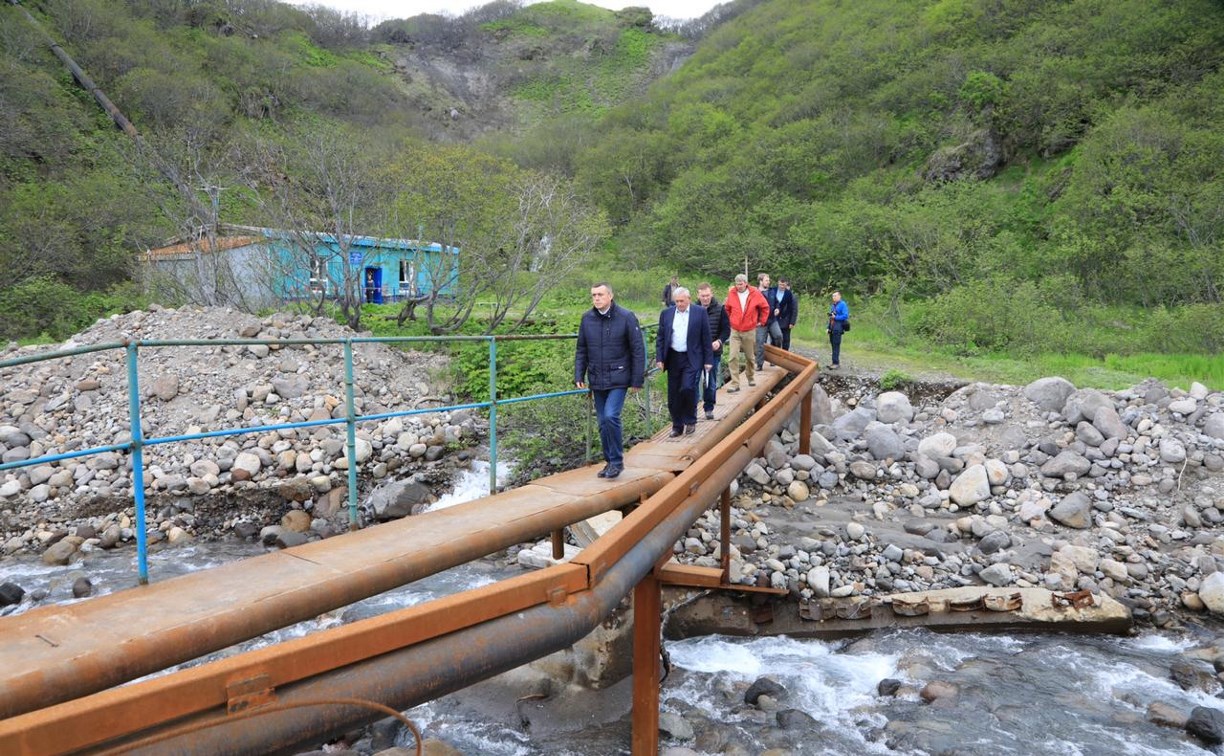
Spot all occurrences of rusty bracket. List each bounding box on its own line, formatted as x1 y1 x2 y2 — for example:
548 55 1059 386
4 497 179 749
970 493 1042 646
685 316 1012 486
1051 590 1095 609
226 674 275 715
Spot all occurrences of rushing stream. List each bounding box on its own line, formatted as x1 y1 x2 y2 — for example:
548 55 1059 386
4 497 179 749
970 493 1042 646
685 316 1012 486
1 462 1219 755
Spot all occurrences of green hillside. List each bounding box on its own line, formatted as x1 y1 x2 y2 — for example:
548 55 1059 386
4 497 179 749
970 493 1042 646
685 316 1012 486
571 0 1224 355
2 0 1223 363
0 0 673 339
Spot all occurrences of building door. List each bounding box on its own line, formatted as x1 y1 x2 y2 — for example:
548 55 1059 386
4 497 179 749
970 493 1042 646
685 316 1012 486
364 266 383 304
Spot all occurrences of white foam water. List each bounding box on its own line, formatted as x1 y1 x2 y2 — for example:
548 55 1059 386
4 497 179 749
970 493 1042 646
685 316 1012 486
428 459 513 510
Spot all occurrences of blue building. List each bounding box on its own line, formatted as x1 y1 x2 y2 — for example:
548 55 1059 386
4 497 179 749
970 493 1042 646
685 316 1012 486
145 228 460 309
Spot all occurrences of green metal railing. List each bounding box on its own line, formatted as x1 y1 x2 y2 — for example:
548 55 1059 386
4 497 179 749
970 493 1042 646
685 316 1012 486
0 331 658 584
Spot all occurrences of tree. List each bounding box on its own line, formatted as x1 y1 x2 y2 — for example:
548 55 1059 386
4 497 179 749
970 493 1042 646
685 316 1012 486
236 125 392 330
385 143 608 333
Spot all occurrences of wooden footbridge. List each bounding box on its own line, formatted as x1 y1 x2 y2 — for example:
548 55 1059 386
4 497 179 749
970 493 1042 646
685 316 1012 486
0 348 817 755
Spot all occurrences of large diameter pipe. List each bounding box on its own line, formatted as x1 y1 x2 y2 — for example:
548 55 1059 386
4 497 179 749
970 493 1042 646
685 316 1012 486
108 387 809 754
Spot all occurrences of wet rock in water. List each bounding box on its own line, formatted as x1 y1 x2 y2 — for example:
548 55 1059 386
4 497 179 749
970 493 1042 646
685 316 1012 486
658 711 695 741
233 521 259 540
776 708 818 730
1171 660 1219 693
41 539 77 565
1148 702 1188 728
1186 706 1224 744
919 680 959 703
878 678 903 696
745 677 788 706
72 577 93 598
0 582 25 606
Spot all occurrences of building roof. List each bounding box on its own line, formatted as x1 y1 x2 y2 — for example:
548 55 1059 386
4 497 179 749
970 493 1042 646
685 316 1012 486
145 236 262 261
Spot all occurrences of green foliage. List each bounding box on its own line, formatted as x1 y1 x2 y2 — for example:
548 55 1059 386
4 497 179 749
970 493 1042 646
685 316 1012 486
879 369 912 392
0 278 147 342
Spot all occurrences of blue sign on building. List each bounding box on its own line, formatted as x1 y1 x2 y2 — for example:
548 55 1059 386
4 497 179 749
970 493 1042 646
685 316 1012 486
349 251 363 266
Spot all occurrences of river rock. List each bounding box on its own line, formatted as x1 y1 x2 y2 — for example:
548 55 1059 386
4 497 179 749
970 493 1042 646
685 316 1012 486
1024 377 1075 412
1092 406 1128 441
1204 414 1224 441
1050 492 1093 529
231 452 262 481
876 392 914 424
72 577 93 598
979 563 1012 586
744 463 770 486
787 480 810 502
833 407 875 436
918 432 957 459
807 566 830 597
1169 398 1198 416
849 460 878 480
41 539 77 565
866 426 906 461
920 680 960 702
977 530 1011 555
1063 389 1113 425
745 677 787 705
1160 439 1187 464
1187 706 1224 745
1148 702 1189 728
0 582 25 606
1198 572 1224 614
658 712 694 741
950 465 990 506
1042 451 1091 479
776 709 818 730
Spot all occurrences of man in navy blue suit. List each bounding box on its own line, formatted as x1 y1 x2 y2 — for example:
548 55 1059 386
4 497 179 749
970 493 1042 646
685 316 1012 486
656 287 713 437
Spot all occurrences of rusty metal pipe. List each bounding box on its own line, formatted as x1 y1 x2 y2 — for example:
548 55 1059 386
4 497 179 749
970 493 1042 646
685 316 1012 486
0 474 671 719
77 373 814 754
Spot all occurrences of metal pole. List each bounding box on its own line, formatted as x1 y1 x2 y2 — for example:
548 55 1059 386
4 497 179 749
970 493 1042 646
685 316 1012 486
800 389 812 456
631 573 661 756
125 343 150 585
488 338 498 495
551 529 564 561
343 341 359 530
720 488 731 583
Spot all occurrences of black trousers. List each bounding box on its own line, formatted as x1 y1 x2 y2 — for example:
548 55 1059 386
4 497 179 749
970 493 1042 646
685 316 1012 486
666 348 698 429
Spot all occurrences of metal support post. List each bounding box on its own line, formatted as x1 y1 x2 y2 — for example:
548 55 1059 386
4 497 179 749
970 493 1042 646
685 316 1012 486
125 342 149 585
720 487 731 583
631 572 661 756
799 389 812 456
488 337 498 495
551 529 564 561
343 341 359 530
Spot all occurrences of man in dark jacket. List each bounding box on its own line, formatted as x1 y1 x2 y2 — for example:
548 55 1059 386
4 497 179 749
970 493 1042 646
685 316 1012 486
575 283 645 479
655 287 713 436
756 273 784 370
776 277 797 351
696 282 731 420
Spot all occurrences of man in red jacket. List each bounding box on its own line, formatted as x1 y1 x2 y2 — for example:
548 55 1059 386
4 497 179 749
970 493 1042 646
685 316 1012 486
723 273 770 393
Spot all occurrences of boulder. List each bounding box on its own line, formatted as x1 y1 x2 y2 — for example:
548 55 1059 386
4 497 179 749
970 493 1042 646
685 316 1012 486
1041 451 1091 478
1187 707 1224 745
1049 492 1093 529
1092 406 1129 440
865 426 906 461
745 677 787 706
1204 413 1224 441
1023 377 1076 413
832 407 875 437
0 582 25 606
950 465 990 506
876 392 914 424
1062 389 1113 425
1198 572 1224 614
918 432 957 459
1159 439 1187 464
979 563 1013 586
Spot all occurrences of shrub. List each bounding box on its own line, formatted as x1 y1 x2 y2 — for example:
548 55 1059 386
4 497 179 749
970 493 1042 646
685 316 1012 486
879 368 911 391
